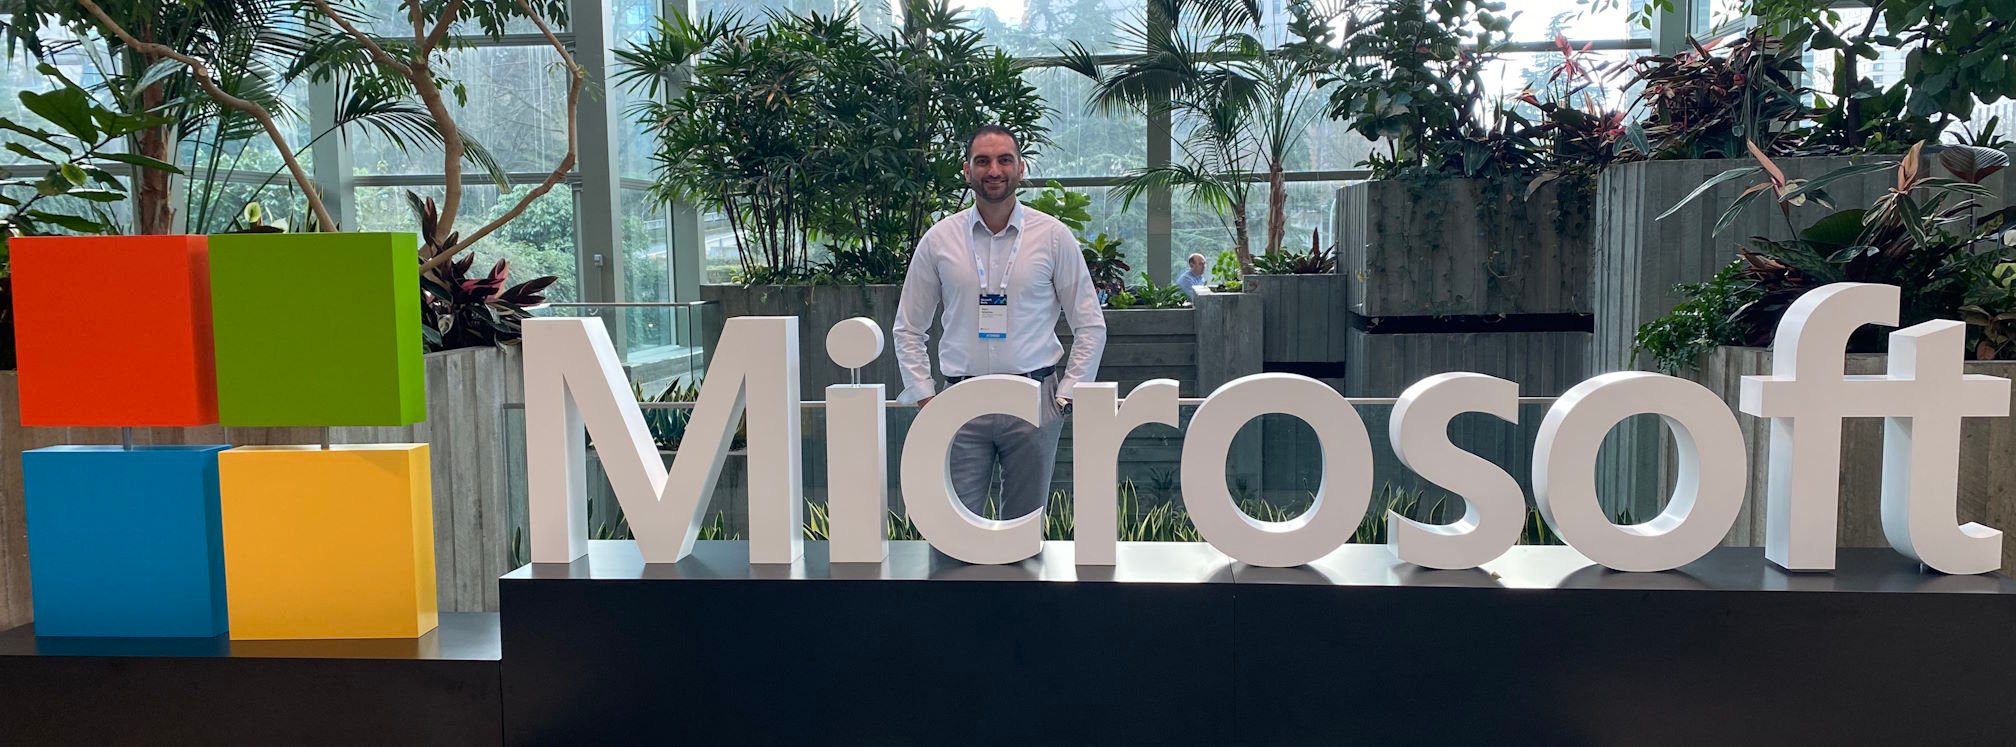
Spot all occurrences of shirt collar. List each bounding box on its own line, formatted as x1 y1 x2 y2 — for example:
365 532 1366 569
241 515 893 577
969 201 1026 237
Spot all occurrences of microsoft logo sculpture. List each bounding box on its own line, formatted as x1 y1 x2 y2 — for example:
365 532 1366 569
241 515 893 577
13 233 433 640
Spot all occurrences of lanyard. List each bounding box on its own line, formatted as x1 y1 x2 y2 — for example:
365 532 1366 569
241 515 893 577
970 221 1022 293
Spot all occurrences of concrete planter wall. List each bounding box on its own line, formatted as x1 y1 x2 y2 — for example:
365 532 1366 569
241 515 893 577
1242 273 1349 366
0 345 521 625
1589 157 2016 503
1333 178 1594 400
1676 347 2016 575
1192 288 1263 391
1325 177 1595 503
700 284 915 400
1338 177 1592 318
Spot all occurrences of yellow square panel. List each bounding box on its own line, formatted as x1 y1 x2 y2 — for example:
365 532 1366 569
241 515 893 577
219 445 436 640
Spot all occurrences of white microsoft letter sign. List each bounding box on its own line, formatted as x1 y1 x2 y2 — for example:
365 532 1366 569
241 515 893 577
524 283 2008 575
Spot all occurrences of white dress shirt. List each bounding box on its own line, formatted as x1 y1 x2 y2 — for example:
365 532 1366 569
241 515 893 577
892 201 1106 404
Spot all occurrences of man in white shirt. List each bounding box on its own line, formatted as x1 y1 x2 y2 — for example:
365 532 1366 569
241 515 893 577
1174 252 1207 301
892 124 1107 521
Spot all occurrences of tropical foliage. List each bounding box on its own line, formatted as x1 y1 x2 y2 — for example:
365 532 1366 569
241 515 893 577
410 192 558 352
1250 230 1335 275
1635 142 2016 370
618 0 1048 284
1060 0 1335 272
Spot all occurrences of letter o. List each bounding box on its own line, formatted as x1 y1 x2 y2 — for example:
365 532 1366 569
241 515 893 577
1533 372 1747 572
1180 374 1373 567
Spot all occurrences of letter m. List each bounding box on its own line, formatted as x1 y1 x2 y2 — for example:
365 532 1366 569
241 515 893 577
524 317 803 565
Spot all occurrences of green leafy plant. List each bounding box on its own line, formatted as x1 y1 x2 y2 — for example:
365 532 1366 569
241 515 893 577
1108 272 1187 310
1024 181 1092 232
1615 29 1819 161
1640 141 2016 365
1632 262 1764 373
1209 250 1244 291
66 0 580 272
631 377 747 452
410 192 558 352
619 1 1048 285
1318 0 1530 180
1750 0 2016 148
1029 180 1132 297
1082 234 1131 297
1961 261 2016 360
1249 230 1336 275
1061 0 1333 271
1 64 172 239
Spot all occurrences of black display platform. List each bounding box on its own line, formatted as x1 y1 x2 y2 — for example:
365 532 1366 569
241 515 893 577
0 612 502 745
502 541 2016 746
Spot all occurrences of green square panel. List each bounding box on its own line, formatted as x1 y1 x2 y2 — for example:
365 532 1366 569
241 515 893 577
209 232 426 426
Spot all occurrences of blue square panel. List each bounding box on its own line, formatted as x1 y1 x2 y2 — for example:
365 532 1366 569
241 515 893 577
24 445 232 638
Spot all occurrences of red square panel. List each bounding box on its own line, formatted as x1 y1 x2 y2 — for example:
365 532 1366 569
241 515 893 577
12 235 218 426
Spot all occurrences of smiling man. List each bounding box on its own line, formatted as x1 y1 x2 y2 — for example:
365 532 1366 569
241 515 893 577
891 124 1107 522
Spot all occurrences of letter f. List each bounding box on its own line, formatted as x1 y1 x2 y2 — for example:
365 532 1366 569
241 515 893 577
1741 283 2009 573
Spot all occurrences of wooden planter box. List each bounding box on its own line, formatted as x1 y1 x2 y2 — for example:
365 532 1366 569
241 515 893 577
1336 177 1593 319
1658 347 2016 574
0 345 522 624
1333 176 1595 405
1589 156 2016 379
1060 308 1198 396
1192 288 1263 391
1242 273 1349 365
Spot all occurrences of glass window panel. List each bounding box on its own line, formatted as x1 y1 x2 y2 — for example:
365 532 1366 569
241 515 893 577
615 0 662 180
184 177 315 234
1700 0 1748 36
700 208 739 284
176 75 314 235
2 33 123 160
350 45 573 176
1805 9 1907 99
1501 2 1632 44
623 187 673 304
1170 180 1341 279
1023 65 1147 179
355 184 582 303
1169 86 1377 175
356 0 566 36
942 0 1129 56
1 176 133 235
1483 49 1646 118
1064 186 1150 279
614 68 657 181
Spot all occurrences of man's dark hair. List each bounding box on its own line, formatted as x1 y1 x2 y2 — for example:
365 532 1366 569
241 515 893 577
964 124 1021 159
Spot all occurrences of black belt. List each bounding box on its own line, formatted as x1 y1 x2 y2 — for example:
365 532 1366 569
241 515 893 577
947 366 1054 386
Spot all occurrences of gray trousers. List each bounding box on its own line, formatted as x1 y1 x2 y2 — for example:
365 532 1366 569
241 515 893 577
947 372 1066 520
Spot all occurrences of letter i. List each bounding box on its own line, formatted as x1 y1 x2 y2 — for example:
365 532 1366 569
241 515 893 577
826 318 890 563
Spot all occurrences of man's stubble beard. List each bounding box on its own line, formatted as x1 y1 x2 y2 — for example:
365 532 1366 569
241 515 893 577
971 177 1020 205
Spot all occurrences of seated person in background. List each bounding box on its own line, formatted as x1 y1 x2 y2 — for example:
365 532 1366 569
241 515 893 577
1174 252 1207 301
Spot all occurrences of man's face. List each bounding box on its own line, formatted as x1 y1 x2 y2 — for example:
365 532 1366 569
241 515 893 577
1189 256 1206 275
964 133 1024 204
